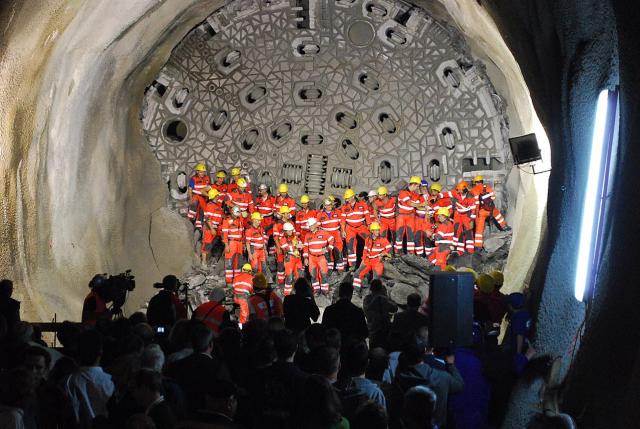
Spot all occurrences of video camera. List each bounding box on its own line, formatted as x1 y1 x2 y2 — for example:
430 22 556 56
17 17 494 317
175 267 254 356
92 270 136 313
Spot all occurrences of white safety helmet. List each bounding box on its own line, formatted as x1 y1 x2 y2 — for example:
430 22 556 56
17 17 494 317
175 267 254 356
307 217 318 227
258 183 268 191
232 206 241 215
283 222 295 232
368 190 377 197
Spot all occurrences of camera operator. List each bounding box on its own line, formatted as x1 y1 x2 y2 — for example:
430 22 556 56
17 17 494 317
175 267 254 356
147 275 188 330
81 274 113 326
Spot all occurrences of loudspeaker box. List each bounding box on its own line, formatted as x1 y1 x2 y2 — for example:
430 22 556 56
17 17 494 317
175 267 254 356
428 272 474 348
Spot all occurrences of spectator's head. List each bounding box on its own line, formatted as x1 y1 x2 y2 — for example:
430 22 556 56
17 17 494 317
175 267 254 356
312 346 340 382
293 277 312 297
141 344 165 372
325 328 342 351
251 334 276 369
416 326 430 349
300 375 343 428
57 321 83 351
77 329 104 366
22 346 51 381
338 282 354 300
168 319 191 350
118 333 145 357
129 312 148 325
402 385 437 429
48 356 77 385
131 369 163 408
124 414 157 429
406 293 422 310
274 328 298 362
0 279 13 297
305 323 327 351
190 320 214 354
352 400 388 429
11 321 34 343
162 275 179 292
399 335 427 369
366 347 389 382
343 341 369 377
507 292 526 311
209 288 225 302
369 279 384 295
0 367 37 408
132 323 154 345
268 316 285 332
203 379 239 418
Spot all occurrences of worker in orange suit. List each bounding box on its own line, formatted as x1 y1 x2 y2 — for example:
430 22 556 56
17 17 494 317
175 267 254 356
470 175 511 250
340 188 371 269
414 180 433 257
375 186 397 245
226 166 253 195
211 170 229 195
193 288 229 334
295 194 317 243
353 222 392 291
187 163 211 230
254 183 276 257
274 183 296 219
245 212 268 273
395 176 423 254
227 177 253 226
232 264 254 325
273 205 294 286
429 208 455 270
248 273 283 321
221 206 245 285
201 188 224 267
317 197 344 273
452 181 477 255
427 183 453 221
279 222 304 296
304 217 334 296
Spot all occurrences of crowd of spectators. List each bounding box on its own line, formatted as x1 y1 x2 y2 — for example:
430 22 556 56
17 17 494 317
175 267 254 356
0 271 535 429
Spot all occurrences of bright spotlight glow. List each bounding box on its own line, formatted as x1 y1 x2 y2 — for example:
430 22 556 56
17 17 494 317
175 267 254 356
574 90 610 301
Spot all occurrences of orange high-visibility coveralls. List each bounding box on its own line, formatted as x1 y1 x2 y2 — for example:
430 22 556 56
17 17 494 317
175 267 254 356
452 192 477 255
201 201 224 254
471 183 508 249
248 291 283 321
317 209 344 272
353 236 392 289
245 226 268 273
221 217 244 284
429 220 455 269
279 233 304 296
414 194 433 257
395 189 420 254
295 208 318 243
340 201 370 267
304 230 334 294
375 196 397 244
231 272 253 324
188 175 211 229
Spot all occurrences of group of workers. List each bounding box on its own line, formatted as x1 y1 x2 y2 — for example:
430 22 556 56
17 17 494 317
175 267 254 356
186 163 510 310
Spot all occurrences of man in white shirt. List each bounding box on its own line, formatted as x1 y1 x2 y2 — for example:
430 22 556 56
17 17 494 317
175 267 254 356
65 330 114 428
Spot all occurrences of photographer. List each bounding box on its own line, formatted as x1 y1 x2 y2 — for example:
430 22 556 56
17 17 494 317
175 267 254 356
81 275 112 326
147 275 188 329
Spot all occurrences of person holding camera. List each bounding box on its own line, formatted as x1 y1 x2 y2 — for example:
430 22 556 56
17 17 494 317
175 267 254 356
146 275 188 330
81 275 113 326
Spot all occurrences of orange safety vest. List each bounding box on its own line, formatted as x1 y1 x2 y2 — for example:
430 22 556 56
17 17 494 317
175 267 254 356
227 191 252 212
363 236 392 260
255 195 276 219
453 192 477 221
280 233 302 258
232 272 254 296
397 189 419 214
415 194 430 218
190 175 211 196
375 197 397 221
274 196 296 215
433 221 455 246
317 210 341 232
245 226 267 250
193 300 226 333
249 291 283 320
340 201 370 228
303 230 334 257
295 209 318 234
203 202 224 226
221 217 244 243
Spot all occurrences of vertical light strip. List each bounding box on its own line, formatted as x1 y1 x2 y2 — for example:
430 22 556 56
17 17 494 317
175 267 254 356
574 90 610 301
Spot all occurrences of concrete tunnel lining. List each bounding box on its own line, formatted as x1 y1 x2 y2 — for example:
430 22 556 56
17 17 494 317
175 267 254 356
0 0 548 327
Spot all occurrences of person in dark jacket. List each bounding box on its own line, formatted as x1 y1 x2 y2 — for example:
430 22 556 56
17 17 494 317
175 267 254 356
0 279 20 330
387 293 429 351
322 282 368 345
362 279 397 349
283 278 320 333
131 369 177 429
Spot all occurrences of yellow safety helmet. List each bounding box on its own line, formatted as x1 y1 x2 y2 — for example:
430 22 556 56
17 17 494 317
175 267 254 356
430 183 443 193
377 186 388 196
328 195 336 202
473 175 484 183
278 183 289 193
236 177 247 188
476 274 496 294
207 188 220 199
489 271 504 287
195 163 207 172
215 170 227 179
279 205 291 214
343 189 356 200
436 207 450 217
250 212 262 221
444 265 457 272
409 175 421 185
369 222 381 231
231 167 241 176
458 267 478 279
242 263 253 272
300 195 310 204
